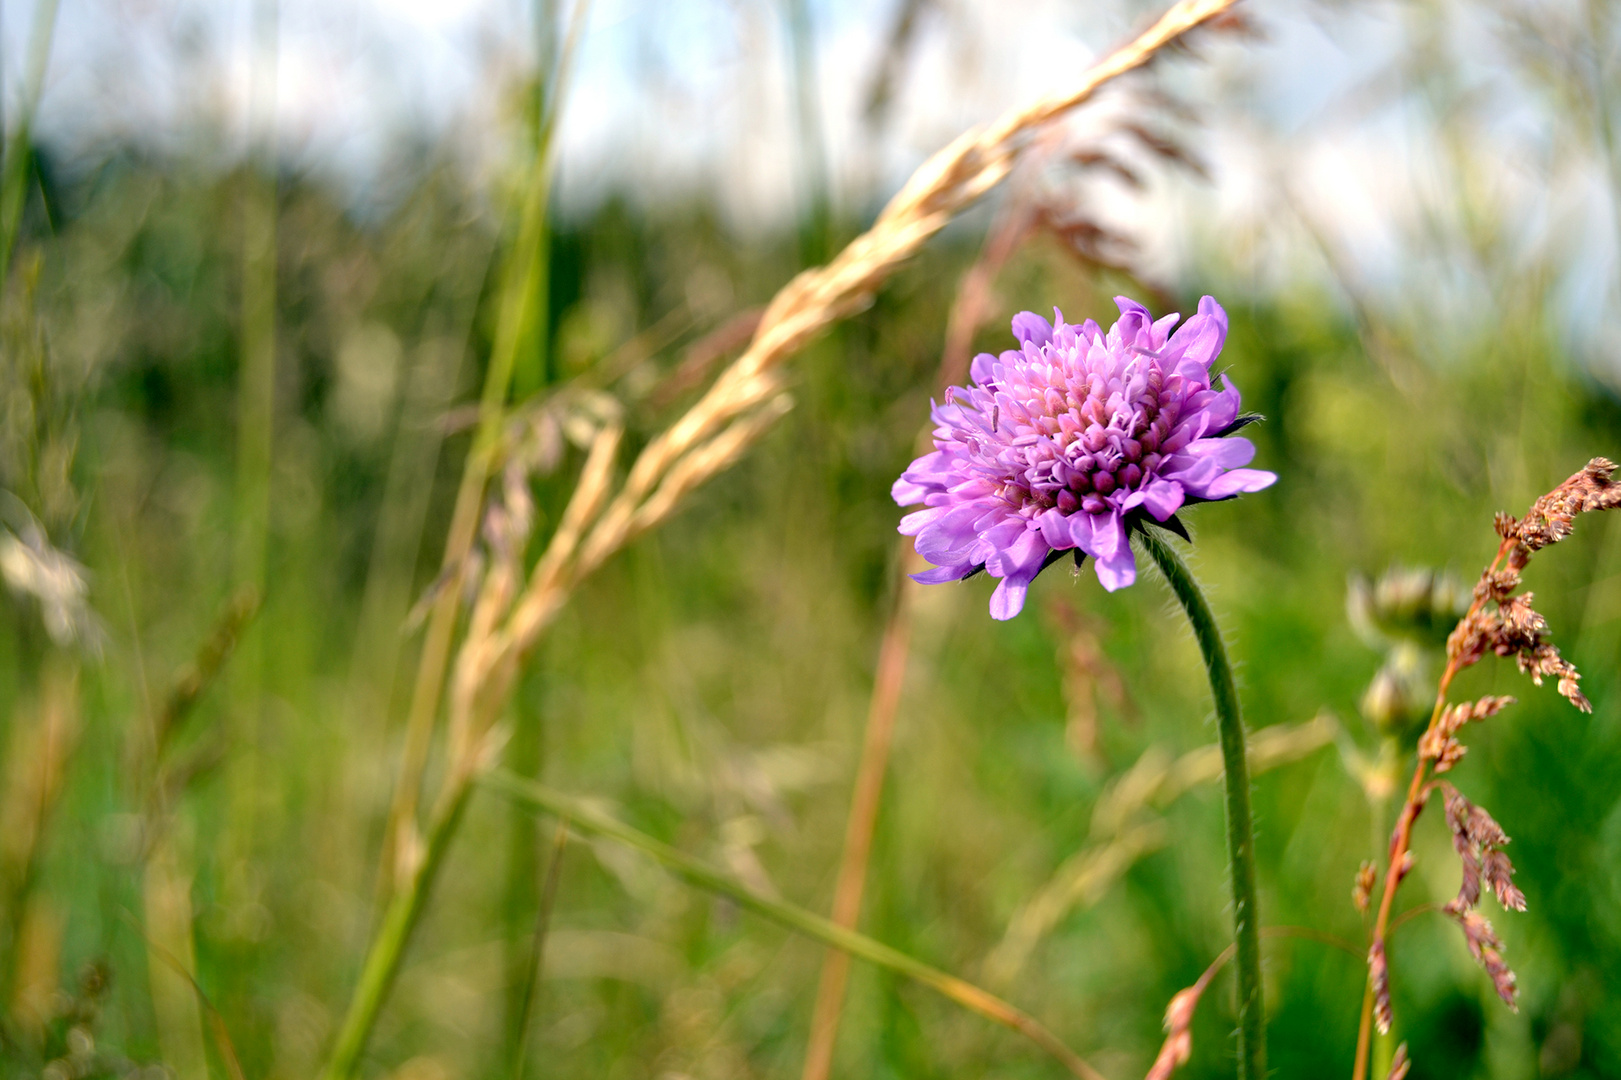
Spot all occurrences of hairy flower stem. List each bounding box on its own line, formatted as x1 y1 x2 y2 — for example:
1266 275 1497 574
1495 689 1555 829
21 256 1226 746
322 784 473 1080
1138 527 1265 1080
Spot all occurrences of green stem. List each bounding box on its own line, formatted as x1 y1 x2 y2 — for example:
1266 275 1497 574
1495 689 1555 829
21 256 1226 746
0 0 61 297
1137 526 1265 1080
322 784 473 1080
480 770 1108 1080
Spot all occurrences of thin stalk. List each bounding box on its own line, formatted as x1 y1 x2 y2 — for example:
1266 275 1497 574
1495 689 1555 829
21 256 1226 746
1136 527 1264 1080
322 783 474 1080
510 815 568 1080
380 0 592 895
230 0 278 881
0 0 61 297
501 682 546 1070
480 770 1108 1080
801 574 913 1080
802 205 1036 1080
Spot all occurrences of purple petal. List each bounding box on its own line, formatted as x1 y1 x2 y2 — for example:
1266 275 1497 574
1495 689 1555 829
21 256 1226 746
1203 377 1242 432
1066 512 1098 551
970 352 997 386
1037 508 1071 549
989 576 1030 620
1093 544 1138 592
985 524 1045 578
1139 479 1185 521
1199 468 1278 499
1150 311 1181 346
1162 454 1224 497
892 476 931 505
1163 295 1229 370
898 507 941 536
1077 510 1127 562
986 527 1049 620
1114 295 1152 320
912 563 972 584
1184 435 1256 469
1011 311 1054 349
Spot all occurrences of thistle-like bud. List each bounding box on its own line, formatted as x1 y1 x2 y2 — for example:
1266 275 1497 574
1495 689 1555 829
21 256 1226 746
1359 643 1430 737
1348 566 1469 650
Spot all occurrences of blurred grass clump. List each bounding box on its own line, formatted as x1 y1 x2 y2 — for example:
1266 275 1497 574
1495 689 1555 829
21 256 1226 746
5 2 1621 1079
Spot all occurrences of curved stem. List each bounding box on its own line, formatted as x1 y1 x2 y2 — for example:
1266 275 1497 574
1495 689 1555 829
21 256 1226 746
1137 527 1265 1080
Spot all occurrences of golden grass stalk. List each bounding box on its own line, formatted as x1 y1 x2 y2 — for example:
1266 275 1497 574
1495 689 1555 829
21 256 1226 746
226 0 279 896
144 834 209 1080
0 655 79 1006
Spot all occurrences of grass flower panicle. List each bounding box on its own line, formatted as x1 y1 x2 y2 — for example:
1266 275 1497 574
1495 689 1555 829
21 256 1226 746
893 295 1274 618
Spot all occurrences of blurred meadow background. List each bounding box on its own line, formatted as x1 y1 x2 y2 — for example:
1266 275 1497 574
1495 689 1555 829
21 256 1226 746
5 0 1621 1078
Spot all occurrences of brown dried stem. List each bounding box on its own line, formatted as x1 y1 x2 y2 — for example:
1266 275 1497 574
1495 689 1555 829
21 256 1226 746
1351 458 1621 1080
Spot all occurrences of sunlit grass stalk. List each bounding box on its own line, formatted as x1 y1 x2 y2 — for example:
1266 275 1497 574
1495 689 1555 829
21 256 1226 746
327 6 591 1073
481 770 1109 1080
144 832 209 1080
1136 526 1265 1080
380 0 590 896
500 684 547 1072
0 0 61 297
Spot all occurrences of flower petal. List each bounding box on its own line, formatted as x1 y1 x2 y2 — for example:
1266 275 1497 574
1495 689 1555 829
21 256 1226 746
892 476 931 505
986 527 1049 620
1077 510 1127 562
1164 295 1228 369
1037 508 1072 549
898 507 941 536
912 563 972 584
1093 544 1138 591
1011 311 1054 349
1139 478 1185 521
989 576 1030 620
1199 468 1278 499
1184 435 1257 469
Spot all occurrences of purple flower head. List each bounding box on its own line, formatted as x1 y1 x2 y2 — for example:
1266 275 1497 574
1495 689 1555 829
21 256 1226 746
893 295 1276 620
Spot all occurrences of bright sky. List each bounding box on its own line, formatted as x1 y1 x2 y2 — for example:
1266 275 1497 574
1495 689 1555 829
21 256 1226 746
16 0 1621 370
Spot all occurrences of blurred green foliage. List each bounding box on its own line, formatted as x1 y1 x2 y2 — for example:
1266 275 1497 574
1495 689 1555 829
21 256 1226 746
3 118 1621 1080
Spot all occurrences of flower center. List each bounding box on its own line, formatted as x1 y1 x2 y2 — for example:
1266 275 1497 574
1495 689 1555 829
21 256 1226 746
978 359 1181 515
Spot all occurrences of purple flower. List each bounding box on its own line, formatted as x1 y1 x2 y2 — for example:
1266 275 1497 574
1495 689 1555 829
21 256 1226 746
893 295 1275 619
